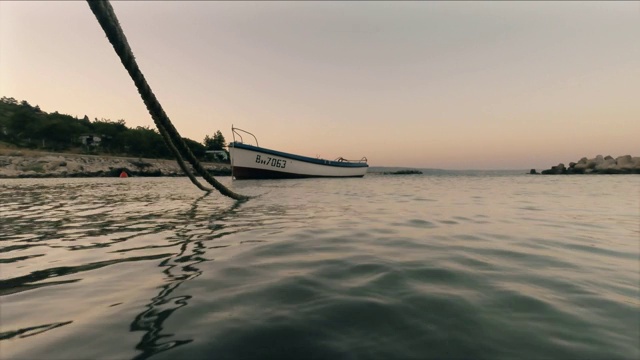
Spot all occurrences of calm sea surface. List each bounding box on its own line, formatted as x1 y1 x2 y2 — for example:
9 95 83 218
1 173 638 360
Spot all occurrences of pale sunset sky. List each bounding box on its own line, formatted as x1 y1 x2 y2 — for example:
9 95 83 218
1 1 638 169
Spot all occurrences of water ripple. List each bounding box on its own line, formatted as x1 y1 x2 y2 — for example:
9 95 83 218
1 176 638 360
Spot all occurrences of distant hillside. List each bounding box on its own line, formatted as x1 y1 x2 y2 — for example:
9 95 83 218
0 96 224 161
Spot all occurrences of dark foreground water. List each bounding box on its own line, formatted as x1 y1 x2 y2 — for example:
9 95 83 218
1 174 638 360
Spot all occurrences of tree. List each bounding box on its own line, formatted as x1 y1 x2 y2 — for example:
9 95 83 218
204 130 226 150
184 138 206 159
1 97 17 105
7 108 40 141
203 134 212 148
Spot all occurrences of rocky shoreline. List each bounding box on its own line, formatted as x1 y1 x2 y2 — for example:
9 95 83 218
533 155 640 175
0 151 231 178
3 151 638 178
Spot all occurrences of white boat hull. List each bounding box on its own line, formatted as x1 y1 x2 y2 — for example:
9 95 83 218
229 142 368 180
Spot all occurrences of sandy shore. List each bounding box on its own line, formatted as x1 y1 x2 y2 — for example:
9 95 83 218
0 149 230 178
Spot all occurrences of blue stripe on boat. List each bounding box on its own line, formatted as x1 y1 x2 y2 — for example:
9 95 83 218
230 142 368 168
232 166 366 179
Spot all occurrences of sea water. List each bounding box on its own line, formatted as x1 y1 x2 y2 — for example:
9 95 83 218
1 173 638 359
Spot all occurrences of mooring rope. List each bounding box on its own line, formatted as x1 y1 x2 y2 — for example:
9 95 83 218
154 120 211 192
87 0 248 200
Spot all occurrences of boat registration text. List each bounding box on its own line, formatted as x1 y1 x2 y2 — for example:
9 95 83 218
255 155 287 169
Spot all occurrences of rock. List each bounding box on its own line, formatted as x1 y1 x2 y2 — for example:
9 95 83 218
0 153 230 178
383 169 423 175
556 163 566 172
574 157 589 170
65 161 83 172
586 157 600 169
540 154 640 175
37 155 63 163
595 157 617 171
45 160 65 171
530 169 537 174
616 155 633 169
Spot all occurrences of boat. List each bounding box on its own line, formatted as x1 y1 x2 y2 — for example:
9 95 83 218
228 126 368 180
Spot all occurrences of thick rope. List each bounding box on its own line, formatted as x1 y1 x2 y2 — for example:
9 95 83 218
87 0 248 200
155 120 211 192
86 0 210 193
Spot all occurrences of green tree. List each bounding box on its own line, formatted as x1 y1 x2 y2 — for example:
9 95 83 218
120 126 171 158
7 107 41 144
184 138 206 159
1 97 18 105
204 130 226 150
90 118 128 153
0 96 212 159
203 135 212 149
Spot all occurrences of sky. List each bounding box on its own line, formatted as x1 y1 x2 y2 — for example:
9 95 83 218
1 1 638 169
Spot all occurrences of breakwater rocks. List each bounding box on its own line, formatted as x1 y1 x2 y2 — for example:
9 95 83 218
534 155 640 175
382 169 423 175
0 152 231 178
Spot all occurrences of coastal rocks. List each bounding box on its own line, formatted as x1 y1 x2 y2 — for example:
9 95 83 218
0 153 231 178
541 163 566 175
538 155 640 175
614 155 635 170
382 169 423 175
